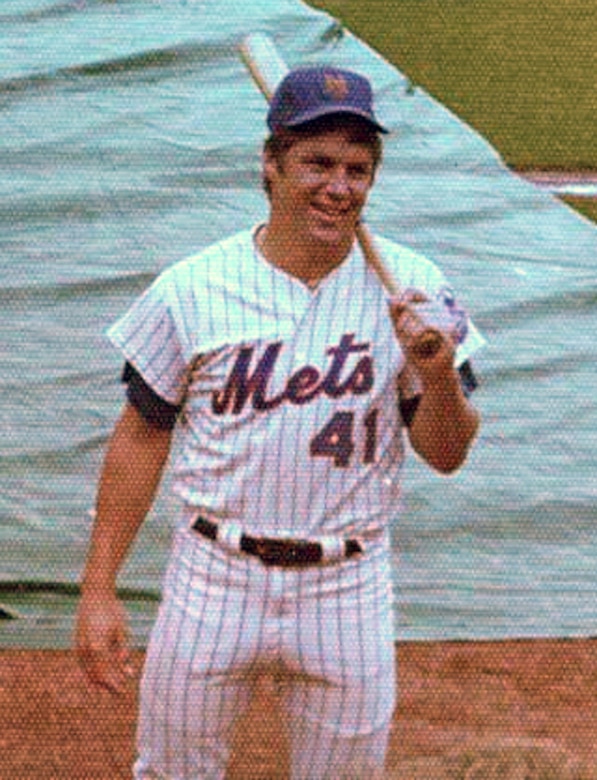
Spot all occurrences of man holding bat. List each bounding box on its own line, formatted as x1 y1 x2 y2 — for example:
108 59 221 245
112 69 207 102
75 63 483 778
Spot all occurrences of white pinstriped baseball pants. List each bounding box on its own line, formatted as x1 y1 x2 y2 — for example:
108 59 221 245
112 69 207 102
133 522 396 780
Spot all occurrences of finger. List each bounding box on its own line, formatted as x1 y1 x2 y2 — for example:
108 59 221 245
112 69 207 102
90 661 129 693
78 648 114 690
78 646 132 693
388 294 427 320
388 299 451 363
118 646 136 679
410 329 444 360
391 306 430 339
391 288 429 305
404 291 428 304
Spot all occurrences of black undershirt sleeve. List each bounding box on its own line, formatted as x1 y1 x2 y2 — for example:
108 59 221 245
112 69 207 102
458 359 479 396
123 359 477 432
399 360 479 428
122 362 181 430
398 396 421 429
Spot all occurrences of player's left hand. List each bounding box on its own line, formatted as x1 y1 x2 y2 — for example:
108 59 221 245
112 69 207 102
389 290 459 382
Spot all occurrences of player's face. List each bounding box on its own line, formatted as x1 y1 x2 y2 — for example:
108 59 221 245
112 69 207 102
265 129 376 249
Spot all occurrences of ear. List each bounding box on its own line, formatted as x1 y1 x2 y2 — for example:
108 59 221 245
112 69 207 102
262 147 280 181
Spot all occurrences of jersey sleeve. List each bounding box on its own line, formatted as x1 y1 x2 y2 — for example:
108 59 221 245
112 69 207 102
122 362 181 429
107 270 190 406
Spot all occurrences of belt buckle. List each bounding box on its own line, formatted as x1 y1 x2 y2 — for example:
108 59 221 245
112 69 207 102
256 538 297 566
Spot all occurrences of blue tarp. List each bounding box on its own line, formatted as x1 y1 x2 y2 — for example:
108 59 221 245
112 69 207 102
1 0 596 645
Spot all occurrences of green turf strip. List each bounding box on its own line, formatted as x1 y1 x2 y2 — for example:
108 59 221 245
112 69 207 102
309 0 596 172
561 198 597 225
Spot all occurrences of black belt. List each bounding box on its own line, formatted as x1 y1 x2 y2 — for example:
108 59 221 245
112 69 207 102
192 516 363 567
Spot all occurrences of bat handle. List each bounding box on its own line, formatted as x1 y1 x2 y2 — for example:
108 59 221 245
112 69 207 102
356 223 399 297
357 223 443 358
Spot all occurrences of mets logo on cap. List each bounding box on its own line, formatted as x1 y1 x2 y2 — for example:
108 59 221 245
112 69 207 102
323 71 349 102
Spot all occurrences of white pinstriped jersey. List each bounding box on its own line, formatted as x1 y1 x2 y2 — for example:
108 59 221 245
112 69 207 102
108 225 484 538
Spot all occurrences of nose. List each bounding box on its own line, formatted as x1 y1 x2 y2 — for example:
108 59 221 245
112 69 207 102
325 167 352 197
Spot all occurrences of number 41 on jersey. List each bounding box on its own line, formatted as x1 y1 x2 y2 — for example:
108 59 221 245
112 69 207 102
310 409 379 468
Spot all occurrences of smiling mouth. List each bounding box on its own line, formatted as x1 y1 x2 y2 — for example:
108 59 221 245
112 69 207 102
311 204 351 220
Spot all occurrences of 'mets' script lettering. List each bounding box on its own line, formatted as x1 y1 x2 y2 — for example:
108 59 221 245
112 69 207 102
212 334 374 415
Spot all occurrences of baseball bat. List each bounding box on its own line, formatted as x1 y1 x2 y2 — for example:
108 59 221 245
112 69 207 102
239 33 442 358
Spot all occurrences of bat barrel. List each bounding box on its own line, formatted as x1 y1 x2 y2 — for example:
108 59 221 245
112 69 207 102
239 33 289 101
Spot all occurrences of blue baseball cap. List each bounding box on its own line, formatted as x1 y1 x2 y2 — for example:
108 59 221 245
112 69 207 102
267 66 388 135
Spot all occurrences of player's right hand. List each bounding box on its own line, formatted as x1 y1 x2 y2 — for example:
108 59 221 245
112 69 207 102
74 592 134 694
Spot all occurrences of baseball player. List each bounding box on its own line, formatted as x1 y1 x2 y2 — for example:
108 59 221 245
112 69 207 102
75 66 483 779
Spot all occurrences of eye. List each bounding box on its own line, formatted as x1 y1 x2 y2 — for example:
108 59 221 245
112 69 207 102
305 155 334 171
348 163 372 179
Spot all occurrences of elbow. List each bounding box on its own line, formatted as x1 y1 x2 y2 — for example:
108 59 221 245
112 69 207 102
423 413 480 475
427 442 473 474
431 452 468 475
423 444 466 474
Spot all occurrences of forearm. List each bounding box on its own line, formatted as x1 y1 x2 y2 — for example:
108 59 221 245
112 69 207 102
408 369 480 473
81 403 172 596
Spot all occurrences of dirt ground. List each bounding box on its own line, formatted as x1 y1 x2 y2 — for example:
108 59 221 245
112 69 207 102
1 638 596 779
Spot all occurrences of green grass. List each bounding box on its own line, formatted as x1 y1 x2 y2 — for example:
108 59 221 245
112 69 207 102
308 0 596 171
562 197 597 225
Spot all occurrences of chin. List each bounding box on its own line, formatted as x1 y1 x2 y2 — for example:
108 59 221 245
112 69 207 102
312 233 352 255
309 219 355 247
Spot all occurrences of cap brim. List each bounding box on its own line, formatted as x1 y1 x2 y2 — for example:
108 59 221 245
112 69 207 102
275 105 389 134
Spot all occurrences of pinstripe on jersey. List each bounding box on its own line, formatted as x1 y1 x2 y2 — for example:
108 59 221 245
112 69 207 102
112 225 484 779
108 225 484 540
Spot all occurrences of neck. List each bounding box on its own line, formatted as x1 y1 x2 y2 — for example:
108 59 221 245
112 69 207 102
257 220 354 285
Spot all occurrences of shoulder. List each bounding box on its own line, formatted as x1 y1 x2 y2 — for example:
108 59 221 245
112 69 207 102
369 234 445 292
157 228 256 288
